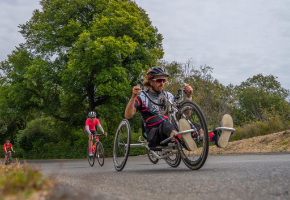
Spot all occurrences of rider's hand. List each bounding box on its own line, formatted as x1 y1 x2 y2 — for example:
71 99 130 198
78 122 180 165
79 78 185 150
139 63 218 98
132 86 141 97
104 132 108 137
183 84 193 97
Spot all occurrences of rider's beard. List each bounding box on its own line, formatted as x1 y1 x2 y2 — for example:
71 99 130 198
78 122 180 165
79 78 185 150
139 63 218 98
152 83 162 94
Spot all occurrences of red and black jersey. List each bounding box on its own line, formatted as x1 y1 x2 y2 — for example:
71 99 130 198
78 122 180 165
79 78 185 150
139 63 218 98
134 91 174 129
3 143 13 151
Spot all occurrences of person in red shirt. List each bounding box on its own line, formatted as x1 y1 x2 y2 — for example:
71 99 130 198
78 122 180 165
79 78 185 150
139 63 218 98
3 140 14 164
84 111 107 156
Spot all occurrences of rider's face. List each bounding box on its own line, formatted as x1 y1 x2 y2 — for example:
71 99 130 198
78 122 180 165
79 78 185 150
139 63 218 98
90 117 95 122
150 75 166 92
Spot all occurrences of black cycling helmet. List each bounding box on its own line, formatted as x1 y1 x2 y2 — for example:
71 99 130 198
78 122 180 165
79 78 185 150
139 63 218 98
88 111 96 118
146 66 169 79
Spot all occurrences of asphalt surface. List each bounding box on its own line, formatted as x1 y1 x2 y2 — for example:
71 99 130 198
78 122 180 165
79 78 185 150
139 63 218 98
21 154 290 200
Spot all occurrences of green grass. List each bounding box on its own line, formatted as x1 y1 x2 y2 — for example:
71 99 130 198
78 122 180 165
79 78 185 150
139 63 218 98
0 160 52 200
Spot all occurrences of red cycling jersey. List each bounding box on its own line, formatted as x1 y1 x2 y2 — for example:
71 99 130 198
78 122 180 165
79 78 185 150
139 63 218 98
84 118 100 131
3 143 13 151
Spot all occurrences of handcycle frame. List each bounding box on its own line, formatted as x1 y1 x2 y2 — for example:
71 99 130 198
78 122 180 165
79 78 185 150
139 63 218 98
113 77 235 171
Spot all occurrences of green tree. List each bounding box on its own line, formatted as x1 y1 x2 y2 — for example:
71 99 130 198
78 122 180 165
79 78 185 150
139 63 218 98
234 74 290 124
2 0 163 135
62 0 163 132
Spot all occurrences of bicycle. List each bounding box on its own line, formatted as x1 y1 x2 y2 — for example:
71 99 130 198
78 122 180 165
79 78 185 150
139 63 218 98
113 74 235 171
5 151 14 165
87 134 106 167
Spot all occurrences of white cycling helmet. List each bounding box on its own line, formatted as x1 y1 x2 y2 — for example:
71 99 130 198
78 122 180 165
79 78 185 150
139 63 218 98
88 111 96 118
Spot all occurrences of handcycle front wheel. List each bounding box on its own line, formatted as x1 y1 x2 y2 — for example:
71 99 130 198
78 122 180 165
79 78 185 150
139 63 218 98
96 142 105 166
177 101 209 170
113 119 131 171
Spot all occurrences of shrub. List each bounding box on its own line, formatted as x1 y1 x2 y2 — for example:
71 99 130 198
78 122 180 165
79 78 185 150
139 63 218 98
0 161 52 198
231 117 290 141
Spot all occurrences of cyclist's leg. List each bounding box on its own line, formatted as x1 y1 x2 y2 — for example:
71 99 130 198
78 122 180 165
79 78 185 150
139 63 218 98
85 130 93 154
4 151 7 164
160 121 177 143
91 130 99 151
146 122 175 146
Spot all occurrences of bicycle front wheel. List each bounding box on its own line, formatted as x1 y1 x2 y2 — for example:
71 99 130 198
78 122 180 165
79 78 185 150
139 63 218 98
113 119 131 171
96 142 105 166
177 101 209 170
87 146 95 167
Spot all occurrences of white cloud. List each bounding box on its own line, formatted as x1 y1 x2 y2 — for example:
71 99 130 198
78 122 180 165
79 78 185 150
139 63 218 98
135 0 290 89
1 0 289 90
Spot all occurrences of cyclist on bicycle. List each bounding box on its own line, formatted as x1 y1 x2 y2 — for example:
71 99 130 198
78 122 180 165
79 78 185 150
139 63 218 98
85 111 107 156
125 66 233 150
3 140 14 165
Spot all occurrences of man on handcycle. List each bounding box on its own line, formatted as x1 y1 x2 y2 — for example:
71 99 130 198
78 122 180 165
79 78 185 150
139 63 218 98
125 66 232 150
84 111 107 157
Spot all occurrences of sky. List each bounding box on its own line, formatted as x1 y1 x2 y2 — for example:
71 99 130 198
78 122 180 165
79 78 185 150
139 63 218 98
0 0 289 89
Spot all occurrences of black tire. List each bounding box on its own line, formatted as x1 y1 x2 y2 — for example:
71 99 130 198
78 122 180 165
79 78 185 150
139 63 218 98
96 142 105 166
87 146 95 167
165 152 181 168
176 101 209 170
113 119 131 171
147 149 159 164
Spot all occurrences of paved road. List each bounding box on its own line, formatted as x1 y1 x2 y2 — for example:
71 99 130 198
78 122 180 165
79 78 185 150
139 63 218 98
24 154 290 200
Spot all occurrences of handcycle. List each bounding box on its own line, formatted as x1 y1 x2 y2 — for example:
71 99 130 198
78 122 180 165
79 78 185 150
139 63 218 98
113 75 235 171
5 151 14 165
87 133 106 167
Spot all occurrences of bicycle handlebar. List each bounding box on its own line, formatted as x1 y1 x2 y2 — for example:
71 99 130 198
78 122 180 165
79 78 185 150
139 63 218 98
95 134 107 137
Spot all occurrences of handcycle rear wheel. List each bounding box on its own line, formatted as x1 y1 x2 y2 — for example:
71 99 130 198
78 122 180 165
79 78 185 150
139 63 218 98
165 152 181 168
177 101 209 170
96 142 105 166
147 149 159 164
113 119 131 171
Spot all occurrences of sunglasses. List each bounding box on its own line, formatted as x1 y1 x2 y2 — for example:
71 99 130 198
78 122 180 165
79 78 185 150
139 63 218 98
152 78 166 83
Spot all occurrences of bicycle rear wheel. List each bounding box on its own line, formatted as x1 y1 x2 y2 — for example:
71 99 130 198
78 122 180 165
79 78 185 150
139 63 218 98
113 119 131 171
147 149 159 164
177 101 209 170
96 142 105 166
